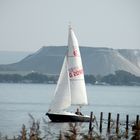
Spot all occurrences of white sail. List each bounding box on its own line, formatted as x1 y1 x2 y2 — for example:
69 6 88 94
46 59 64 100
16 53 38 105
68 27 88 105
49 56 71 111
49 26 88 112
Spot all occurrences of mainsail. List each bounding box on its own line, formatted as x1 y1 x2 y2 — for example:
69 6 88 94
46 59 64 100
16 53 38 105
68 26 88 105
49 26 88 112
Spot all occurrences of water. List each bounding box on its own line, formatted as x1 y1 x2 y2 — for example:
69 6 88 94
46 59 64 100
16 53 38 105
0 83 140 137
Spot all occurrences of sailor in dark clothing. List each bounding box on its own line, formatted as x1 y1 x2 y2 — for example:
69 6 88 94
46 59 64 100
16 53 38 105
75 108 83 115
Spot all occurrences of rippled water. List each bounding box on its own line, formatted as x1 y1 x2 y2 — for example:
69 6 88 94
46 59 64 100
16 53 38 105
0 83 140 136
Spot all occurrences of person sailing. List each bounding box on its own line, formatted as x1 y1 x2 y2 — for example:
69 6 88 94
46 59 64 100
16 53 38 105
75 108 83 115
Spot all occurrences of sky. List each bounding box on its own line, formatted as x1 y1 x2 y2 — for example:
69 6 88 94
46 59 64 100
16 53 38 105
0 0 140 52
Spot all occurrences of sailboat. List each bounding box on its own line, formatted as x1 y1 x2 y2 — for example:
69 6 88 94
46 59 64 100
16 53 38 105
46 26 91 122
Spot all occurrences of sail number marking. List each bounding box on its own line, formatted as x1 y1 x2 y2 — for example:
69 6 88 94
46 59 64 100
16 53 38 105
73 49 79 57
69 68 83 78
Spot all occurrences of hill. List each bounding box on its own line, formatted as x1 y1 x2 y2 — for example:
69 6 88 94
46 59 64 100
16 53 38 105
0 46 140 76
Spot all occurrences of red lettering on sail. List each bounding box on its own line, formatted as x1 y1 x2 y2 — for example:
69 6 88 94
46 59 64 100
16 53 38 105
73 49 78 57
69 68 83 78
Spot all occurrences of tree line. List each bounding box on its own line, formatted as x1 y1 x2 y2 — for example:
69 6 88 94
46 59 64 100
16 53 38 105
100 70 140 86
0 73 57 84
0 70 140 85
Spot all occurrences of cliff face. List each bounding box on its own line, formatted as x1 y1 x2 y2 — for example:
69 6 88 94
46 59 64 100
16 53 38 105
118 49 140 69
0 46 140 76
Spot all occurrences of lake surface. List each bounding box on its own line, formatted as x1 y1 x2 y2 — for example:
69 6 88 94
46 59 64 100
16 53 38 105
0 83 140 137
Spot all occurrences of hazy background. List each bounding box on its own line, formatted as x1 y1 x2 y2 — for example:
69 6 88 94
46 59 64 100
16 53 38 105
0 0 140 52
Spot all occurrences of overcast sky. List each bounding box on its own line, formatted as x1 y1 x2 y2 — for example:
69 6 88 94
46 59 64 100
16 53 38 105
0 0 140 52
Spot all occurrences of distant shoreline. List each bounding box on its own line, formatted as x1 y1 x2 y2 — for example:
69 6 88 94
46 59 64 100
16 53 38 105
0 70 140 86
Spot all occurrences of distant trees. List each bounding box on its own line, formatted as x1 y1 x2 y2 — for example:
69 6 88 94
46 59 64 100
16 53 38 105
0 70 140 85
0 74 22 83
0 72 57 84
101 70 140 85
24 73 49 83
85 75 96 84
84 70 140 86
